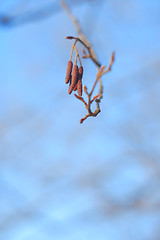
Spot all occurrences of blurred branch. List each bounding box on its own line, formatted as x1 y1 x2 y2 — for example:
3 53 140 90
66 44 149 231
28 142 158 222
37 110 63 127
0 3 60 27
0 0 101 27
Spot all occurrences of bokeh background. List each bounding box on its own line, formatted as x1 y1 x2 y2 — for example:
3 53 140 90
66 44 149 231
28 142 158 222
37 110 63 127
1 0 160 239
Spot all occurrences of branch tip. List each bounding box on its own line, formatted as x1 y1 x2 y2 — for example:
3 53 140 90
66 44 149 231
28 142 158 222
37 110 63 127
66 36 74 39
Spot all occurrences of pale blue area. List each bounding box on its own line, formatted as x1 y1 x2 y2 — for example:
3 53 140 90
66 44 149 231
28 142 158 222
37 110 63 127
0 0 160 240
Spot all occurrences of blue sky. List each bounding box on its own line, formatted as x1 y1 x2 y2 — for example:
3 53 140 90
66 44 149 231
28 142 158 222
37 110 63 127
1 0 160 240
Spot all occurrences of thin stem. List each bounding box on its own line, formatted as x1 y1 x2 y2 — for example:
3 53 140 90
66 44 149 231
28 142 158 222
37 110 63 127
69 39 77 61
75 53 78 65
89 72 100 97
68 37 101 68
73 45 82 66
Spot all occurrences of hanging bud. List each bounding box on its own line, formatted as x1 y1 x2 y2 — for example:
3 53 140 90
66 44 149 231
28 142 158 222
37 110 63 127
68 65 78 94
77 79 82 96
73 83 77 91
65 60 73 84
78 66 83 78
68 83 72 94
77 66 83 96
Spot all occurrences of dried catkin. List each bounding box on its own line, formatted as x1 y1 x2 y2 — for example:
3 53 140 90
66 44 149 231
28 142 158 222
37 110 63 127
65 61 73 84
73 83 77 91
68 83 72 94
77 79 82 96
68 65 78 94
77 66 83 96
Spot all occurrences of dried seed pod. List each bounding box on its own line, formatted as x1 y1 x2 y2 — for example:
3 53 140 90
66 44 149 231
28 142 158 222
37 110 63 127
68 65 78 94
77 66 83 96
65 60 73 84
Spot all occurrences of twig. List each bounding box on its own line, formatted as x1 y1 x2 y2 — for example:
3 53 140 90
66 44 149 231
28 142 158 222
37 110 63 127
62 0 115 123
61 1 101 68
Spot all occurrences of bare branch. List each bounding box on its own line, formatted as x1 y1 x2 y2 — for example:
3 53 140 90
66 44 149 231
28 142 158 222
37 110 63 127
61 0 101 68
62 1 115 123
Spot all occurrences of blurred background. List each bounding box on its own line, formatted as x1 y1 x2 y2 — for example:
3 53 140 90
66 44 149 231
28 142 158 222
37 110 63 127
0 0 160 239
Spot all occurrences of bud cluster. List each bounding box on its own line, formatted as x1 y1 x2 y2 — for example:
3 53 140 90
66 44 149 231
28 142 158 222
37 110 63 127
65 35 115 124
65 47 83 96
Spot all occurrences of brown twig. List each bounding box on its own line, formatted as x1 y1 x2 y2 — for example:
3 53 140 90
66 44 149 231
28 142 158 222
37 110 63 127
61 1 100 68
66 36 101 68
62 0 115 123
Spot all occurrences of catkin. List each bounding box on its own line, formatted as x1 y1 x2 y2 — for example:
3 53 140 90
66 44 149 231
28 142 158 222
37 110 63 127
77 66 83 96
68 65 78 94
65 61 73 84
73 83 77 91
68 83 72 94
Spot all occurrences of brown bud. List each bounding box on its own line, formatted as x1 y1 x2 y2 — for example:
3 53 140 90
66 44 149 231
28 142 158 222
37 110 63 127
110 51 115 65
83 85 88 94
68 65 78 94
80 118 84 124
66 36 74 39
91 94 100 103
65 61 73 84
